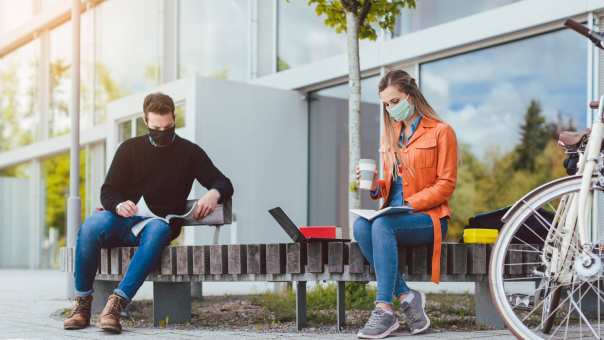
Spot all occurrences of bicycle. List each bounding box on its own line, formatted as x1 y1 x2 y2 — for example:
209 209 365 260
489 19 604 339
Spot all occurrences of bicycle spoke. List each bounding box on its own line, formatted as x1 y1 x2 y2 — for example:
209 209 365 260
490 176 604 339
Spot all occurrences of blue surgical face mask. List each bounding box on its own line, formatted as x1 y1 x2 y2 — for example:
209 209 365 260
386 95 414 122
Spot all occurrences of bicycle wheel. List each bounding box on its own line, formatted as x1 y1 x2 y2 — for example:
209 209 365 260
490 175 604 339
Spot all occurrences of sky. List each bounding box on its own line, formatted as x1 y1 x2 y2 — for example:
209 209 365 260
420 28 588 160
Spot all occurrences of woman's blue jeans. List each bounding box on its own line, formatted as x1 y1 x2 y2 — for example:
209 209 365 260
73 210 173 302
353 213 448 304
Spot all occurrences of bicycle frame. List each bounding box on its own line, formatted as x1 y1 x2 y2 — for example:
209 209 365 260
577 95 604 250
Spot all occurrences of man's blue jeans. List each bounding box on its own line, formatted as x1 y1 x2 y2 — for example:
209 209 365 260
353 213 448 304
73 210 173 302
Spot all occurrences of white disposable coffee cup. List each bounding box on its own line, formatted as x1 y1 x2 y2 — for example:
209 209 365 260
359 159 377 190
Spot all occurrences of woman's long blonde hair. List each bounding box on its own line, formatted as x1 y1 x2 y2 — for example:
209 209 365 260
378 69 441 177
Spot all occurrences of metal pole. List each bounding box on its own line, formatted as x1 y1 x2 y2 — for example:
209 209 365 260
66 0 81 299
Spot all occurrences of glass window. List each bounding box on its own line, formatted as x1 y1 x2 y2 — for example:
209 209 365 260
42 151 87 239
0 0 33 35
0 40 39 151
309 76 381 228
257 0 276 77
135 116 147 137
118 120 132 143
118 104 185 144
94 0 161 123
420 29 587 239
178 0 249 80
48 14 94 137
175 102 186 128
277 0 377 71
395 0 521 36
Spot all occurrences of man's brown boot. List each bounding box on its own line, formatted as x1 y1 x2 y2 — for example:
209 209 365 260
63 295 93 330
98 293 128 333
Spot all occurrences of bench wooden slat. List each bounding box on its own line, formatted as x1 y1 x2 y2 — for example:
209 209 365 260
397 247 408 275
307 242 327 273
69 247 74 273
506 244 524 276
228 244 247 275
448 243 468 275
440 244 448 276
246 244 266 274
522 244 539 276
176 246 191 275
286 243 306 274
192 246 210 275
410 245 430 275
161 247 175 275
467 244 487 275
99 248 110 274
266 244 286 274
210 245 228 275
110 248 121 275
121 247 135 274
328 242 345 273
348 242 366 274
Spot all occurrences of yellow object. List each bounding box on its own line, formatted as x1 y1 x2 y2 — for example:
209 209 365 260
463 228 499 244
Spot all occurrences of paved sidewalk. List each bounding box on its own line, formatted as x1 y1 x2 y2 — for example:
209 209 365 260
0 269 516 339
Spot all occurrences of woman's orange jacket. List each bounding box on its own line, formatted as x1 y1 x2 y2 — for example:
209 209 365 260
371 116 458 283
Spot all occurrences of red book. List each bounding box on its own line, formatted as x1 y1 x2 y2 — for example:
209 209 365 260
299 226 338 239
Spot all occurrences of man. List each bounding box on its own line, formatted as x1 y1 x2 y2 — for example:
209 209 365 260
63 92 234 333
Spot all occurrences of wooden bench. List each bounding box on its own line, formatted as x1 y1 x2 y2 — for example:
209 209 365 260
61 242 540 330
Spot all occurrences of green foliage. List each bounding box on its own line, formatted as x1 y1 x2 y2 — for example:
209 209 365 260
349 179 359 193
250 282 378 323
0 54 36 151
0 163 29 178
42 151 87 237
277 57 291 72
446 100 570 241
308 0 416 40
250 289 296 322
345 282 376 310
513 100 550 171
145 64 160 84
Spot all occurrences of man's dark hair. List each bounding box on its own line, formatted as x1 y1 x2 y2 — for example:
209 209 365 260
143 92 175 120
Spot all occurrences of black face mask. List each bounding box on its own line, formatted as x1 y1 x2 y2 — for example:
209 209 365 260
148 126 176 147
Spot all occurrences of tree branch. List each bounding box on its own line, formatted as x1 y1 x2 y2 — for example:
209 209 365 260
358 0 372 25
340 0 357 14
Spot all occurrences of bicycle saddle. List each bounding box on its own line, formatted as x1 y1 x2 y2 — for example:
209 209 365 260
558 128 590 146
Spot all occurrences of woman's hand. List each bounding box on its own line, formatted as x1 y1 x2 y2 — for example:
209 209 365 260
355 165 379 191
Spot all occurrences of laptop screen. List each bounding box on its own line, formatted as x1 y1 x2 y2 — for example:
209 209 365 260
268 207 305 242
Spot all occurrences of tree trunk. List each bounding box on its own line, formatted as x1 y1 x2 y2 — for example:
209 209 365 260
346 11 361 239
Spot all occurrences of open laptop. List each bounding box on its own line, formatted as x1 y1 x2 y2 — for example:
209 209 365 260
268 207 350 242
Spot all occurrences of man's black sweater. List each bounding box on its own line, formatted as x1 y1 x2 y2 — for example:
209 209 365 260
100 134 234 239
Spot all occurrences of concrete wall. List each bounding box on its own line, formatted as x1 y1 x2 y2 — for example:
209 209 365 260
189 76 308 244
0 177 31 268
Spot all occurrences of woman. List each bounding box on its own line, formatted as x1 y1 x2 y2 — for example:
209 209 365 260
354 69 458 339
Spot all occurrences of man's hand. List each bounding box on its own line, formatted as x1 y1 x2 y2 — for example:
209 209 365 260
193 189 221 220
116 200 137 218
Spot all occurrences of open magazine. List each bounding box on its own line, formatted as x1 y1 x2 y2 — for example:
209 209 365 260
350 206 414 221
131 196 227 236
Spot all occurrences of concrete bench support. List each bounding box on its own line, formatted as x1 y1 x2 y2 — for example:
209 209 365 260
153 282 192 326
474 279 505 329
92 280 118 315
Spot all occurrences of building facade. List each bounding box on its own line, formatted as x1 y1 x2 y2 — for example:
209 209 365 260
0 0 600 268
